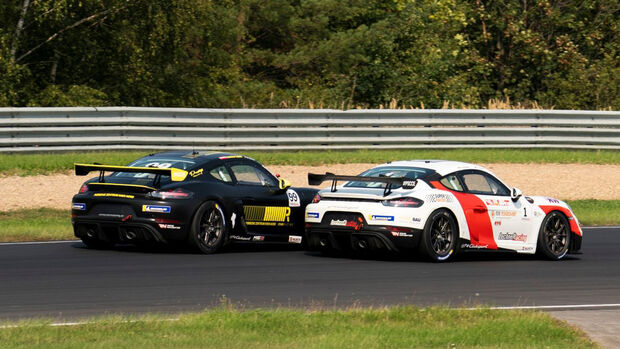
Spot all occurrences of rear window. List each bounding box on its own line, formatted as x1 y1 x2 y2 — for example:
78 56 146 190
109 158 197 185
344 166 433 189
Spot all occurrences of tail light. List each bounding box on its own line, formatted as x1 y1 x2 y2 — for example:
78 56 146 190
148 188 193 200
312 193 321 203
381 197 423 208
79 184 89 193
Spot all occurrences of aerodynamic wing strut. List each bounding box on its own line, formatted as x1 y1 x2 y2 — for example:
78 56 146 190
74 163 188 182
308 172 417 196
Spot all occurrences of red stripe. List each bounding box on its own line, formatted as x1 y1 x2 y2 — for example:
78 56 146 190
430 181 498 249
538 205 582 236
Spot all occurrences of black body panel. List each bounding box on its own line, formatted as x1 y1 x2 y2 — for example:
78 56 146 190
72 151 318 248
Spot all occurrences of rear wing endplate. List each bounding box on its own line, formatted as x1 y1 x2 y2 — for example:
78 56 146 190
74 163 188 182
307 172 417 196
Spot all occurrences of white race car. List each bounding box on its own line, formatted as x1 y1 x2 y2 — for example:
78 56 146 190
305 160 582 262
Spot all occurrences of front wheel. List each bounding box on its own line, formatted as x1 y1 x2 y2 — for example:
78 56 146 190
419 209 459 262
537 211 570 260
189 201 227 254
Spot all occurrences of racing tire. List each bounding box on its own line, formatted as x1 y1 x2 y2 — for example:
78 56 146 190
419 209 459 262
537 211 570 260
189 201 227 254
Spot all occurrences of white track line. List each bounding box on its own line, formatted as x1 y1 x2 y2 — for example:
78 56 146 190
470 303 620 311
0 240 78 246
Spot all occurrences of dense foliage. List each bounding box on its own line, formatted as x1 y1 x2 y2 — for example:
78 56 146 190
0 0 617 109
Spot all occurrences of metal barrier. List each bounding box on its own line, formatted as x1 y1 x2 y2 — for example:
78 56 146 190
1 107 619 152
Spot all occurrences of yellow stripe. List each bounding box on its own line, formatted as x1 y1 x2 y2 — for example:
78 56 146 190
244 206 290 222
89 183 156 190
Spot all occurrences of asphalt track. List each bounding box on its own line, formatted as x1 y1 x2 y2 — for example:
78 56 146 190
0 227 618 321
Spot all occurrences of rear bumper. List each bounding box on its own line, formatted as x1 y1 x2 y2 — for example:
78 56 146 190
72 194 193 243
306 224 422 253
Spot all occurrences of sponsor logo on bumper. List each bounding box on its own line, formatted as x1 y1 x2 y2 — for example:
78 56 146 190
369 215 394 222
498 232 528 242
307 212 320 219
142 205 171 213
288 235 303 244
72 203 86 211
94 193 134 199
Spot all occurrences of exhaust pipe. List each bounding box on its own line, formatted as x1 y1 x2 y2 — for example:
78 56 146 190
86 229 97 238
357 240 368 249
125 230 137 240
319 239 328 247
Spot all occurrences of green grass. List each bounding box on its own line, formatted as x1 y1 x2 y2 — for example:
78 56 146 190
0 307 596 349
1 149 619 176
0 208 74 242
568 200 620 226
0 201 616 243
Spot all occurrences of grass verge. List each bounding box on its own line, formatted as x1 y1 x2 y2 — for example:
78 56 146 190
1 149 619 176
0 201 616 243
0 307 596 349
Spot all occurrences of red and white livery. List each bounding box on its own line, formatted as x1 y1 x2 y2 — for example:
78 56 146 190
305 160 582 262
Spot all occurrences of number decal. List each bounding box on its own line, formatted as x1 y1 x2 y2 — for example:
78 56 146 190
523 207 527 217
286 189 300 207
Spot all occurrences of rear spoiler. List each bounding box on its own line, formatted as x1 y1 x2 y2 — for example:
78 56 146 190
74 163 188 182
308 172 417 196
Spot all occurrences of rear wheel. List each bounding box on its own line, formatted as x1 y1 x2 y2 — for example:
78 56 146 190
419 209 459 262
189 201 227 254
537 211 570 260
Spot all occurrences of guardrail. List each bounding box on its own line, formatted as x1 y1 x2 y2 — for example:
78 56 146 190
1 107 619 152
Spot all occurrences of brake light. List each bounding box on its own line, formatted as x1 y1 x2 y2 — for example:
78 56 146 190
79 184 89 193
312 194 321 203
149 188 193 200
381 197 424 207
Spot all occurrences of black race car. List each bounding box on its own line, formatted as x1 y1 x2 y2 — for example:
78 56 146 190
71 151 318 253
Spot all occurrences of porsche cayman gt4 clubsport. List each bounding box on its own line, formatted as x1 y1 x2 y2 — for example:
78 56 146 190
72 151 318 253
305 160 582 262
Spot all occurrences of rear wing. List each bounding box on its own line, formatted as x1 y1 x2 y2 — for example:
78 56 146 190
74 163 188 182
308 172 417 196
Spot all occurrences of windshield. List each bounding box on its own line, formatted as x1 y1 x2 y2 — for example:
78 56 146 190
344 166 433 189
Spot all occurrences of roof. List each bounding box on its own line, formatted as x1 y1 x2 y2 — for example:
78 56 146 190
142 150 243 164
372 160 491 177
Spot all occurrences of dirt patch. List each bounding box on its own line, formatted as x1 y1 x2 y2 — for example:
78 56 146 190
1 163 618 211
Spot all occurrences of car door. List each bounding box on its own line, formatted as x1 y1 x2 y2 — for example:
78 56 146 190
458 170 535 250
227 160 292 236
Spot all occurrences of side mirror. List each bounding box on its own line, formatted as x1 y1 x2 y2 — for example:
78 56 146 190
510 187 523 202
278 178 291 190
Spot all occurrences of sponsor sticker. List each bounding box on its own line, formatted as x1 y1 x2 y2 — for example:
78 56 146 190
189 168 204 177
330 219 347 226
484 199 512 207
288 235 303 244
412 217 421 223
390 232 414 237
252 235 265 241
307 212 320 219
72 203 86 211
286 189 301 207
461 243 488 249
426 194 453 203
230 235 252 241
547 198 560 204
497 232 528 242
402 180 417 189
158 224 181 230
142 205 171 213
370 215 394 222
94 193 134 199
